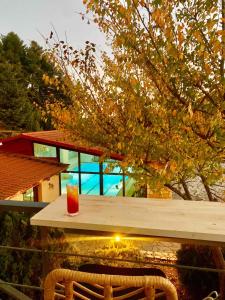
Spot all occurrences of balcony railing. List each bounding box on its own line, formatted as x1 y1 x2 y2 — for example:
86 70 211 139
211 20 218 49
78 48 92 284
0 200 224 300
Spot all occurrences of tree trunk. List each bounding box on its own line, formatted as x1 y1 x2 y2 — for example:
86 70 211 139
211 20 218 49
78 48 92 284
200 175 215 202
181 180 192 200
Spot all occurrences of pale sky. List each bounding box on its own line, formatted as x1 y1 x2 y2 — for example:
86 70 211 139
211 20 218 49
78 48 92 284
0 0 106 50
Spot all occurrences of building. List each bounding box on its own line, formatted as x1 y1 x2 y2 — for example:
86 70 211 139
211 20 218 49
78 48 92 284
0 130 138 198
0 150 67 201
0 130 172 200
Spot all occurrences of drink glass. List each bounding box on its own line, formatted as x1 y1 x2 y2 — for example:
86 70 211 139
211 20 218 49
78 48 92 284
66 185 79 216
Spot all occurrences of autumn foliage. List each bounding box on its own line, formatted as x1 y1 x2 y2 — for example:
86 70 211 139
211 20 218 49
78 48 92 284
45 0 225 202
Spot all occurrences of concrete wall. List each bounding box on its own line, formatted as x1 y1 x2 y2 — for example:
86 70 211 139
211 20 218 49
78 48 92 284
9 193 24 201
8 175 60 202
147 185 172 199
38 175 60 202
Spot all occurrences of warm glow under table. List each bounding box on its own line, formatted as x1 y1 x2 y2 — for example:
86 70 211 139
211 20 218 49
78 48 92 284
30 195 225 245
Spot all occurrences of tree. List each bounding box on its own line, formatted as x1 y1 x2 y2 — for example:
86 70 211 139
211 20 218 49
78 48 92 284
23 40 71 129
24 41 70 107
0 58 40 131
0 32 70 131
45 2 225 296
47 0 225 204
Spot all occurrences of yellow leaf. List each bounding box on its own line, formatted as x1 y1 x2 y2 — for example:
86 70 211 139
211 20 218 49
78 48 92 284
217 30 225 37
178 28 184 46
172 110 177 117
178 52 184 60
118 5 126 16
169 161 177 172
193 31 202 43
204 63 211 74
120 161 128 168
188 103 193 118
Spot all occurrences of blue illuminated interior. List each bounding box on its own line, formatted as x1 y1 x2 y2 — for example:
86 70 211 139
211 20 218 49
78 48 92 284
61 163 125 196
34 143 135 197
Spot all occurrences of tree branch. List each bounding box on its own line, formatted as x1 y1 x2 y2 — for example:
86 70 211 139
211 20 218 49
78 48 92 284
199 174 216 202
164 183 187 199
181 179 193 200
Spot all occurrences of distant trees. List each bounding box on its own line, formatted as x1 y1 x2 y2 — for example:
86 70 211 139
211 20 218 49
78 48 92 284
0 60 37 130
0 32 69 131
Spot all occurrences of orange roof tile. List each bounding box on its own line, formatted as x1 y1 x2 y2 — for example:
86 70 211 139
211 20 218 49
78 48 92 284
0 151 67 200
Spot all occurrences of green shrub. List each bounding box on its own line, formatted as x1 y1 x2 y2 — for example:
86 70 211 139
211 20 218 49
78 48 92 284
0 211 71 299
177 245 219 299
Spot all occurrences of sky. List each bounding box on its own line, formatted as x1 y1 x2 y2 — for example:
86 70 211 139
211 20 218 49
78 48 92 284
0 0 106 50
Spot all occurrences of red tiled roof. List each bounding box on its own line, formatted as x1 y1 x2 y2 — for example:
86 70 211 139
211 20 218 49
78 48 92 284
1 130 123 160
0 151 67 200
24 130 86 149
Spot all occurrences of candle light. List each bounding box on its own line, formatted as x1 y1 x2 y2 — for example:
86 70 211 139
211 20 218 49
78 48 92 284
66 185 79 216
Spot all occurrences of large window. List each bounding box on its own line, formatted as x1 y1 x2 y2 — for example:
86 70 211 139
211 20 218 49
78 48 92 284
125 176 136 197
80 153 99 172
34 143 56 158
103 175 123 196
59 149 137 197
61 173 79 195
23 188 34 201
60 149 78 171
81 173 100 195
103 159 122 174
34 143 137 197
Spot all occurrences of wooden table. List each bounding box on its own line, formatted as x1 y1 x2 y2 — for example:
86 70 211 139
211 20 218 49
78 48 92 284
30 195 225 245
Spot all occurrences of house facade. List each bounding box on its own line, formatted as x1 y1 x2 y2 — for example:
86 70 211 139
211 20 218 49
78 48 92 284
0 130 172 200
0 131 138 198
0 150 67 201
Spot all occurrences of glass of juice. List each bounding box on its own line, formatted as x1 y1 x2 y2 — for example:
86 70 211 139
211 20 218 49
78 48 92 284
66 185 79 216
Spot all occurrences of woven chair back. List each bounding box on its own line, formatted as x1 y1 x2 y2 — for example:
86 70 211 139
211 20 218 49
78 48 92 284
44 268 178 300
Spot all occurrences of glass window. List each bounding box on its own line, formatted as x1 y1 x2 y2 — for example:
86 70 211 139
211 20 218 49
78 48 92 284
80 153 99 172
61 173 79 194
34 143 56 158
125 176 136 197
23 188 34 201
103 159 122 174
81 173 100 195
60 149 79 171
103 175 123 196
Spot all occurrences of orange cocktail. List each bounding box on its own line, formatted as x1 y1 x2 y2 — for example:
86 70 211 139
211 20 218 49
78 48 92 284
66 185 79 215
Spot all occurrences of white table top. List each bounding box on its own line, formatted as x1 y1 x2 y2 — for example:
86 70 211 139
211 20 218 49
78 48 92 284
30 195 225 244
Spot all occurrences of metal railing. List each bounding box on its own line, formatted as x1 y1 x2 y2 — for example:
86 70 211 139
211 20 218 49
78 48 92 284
0 200 224 300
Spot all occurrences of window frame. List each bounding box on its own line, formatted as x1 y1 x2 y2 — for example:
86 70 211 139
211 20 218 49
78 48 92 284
32 142 129 196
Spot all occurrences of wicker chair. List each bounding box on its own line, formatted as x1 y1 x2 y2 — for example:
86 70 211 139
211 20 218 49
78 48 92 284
44 268 178 300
